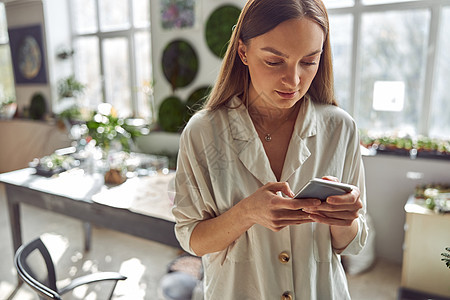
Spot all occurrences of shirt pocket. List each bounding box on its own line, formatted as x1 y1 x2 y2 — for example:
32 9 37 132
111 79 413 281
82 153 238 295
313 223 332 263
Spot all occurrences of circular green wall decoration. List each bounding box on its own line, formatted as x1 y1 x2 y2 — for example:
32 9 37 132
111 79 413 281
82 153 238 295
158 96 187 133
162 39 199 91
186 86 211 118
205 5 241 58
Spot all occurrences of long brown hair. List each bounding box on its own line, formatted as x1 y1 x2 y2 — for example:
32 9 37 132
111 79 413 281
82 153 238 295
204 0 336 111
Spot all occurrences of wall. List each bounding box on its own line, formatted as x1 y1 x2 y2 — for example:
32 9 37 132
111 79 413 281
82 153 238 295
5 0 72 115
150 0 244 108
362 154 450 264
5 0 242 115
5 0 50 113
0 119 71 173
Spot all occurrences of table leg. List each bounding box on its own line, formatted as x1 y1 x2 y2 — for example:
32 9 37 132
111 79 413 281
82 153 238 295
6 194 23 289
7 198 22 254
83 222 92 252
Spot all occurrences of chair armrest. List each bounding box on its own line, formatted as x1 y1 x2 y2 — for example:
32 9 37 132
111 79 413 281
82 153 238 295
59 272 127 295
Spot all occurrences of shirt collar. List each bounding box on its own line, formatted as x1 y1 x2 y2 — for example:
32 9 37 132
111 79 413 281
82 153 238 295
226 95 318 184
227 94 317 142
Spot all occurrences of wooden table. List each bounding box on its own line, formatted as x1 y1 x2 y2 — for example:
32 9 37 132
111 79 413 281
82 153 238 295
1 168 180 259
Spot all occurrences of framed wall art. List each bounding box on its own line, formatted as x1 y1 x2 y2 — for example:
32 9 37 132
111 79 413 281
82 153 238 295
8 24 48 84
160 0 197 30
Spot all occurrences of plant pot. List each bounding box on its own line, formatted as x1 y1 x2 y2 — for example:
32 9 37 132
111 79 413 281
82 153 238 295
0 103 17 119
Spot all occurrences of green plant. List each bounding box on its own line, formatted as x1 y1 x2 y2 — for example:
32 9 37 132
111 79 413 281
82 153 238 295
205 5 241 58
158 96 188 133
157 86 211 133
359 131 450 155
29 93 47 120
58 106 82 122
57 75 85 99
0 96 15 107
85 106 143 152
162 40 199 92
186 86 210 118
0 97 17 119
442 247 450 269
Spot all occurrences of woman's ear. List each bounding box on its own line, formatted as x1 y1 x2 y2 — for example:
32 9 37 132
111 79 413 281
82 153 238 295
238 39 248 65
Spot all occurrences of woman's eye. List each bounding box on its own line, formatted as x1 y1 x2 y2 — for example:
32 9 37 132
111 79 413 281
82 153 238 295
265 60 282 66
302 61 317 66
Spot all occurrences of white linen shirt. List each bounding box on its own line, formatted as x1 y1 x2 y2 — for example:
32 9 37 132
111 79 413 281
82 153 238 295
173 95 368 300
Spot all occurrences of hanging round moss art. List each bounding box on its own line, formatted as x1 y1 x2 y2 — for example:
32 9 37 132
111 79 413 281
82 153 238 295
186 86 211 118
158 96 188 133
205 5 241 58
29 93 47 120
162 40 199 92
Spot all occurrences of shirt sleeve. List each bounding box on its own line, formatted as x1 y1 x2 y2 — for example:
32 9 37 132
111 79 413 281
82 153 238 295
172 118 219 255
339 122 369 256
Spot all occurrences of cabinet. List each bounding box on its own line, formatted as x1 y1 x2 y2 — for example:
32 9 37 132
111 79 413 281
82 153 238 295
0 120 71 173
401 196 450 297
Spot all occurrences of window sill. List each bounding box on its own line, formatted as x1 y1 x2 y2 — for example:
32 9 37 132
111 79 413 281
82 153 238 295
365 147 450 161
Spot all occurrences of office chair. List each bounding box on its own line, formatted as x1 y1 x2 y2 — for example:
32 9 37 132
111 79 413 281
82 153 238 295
14 237 127 300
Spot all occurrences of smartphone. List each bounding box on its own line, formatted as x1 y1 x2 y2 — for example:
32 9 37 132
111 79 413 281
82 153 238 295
294 178 353 201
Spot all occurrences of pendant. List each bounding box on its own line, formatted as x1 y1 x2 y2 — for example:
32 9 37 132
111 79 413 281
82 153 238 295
264 134 272 142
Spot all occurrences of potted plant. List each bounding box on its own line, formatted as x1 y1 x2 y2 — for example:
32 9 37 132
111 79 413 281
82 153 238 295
57 75 85 99
0 97 17 119
84 103 145 184
55 75 86 128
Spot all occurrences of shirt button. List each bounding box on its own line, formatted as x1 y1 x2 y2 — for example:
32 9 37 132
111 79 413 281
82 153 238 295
281 291 293 300
278 251 290 264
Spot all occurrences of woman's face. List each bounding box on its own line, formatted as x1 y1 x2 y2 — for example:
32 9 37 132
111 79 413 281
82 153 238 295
239 17 324 110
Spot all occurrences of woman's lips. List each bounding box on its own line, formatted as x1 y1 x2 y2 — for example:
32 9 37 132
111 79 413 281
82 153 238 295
276 90 298 99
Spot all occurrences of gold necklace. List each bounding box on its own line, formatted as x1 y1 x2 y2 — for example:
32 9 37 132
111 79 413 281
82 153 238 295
252 105 298 142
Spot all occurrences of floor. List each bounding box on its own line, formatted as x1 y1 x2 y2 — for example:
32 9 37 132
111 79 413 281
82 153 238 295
0 183 402 300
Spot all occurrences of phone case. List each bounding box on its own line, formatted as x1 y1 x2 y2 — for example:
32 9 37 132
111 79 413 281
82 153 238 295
294 178 353 201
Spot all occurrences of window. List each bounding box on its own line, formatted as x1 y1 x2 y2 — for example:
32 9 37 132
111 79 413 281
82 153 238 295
70 0 152 120
430 7 450 139
0 2 15 101
324 0 450 139
329 14 353 111
357 9 429 136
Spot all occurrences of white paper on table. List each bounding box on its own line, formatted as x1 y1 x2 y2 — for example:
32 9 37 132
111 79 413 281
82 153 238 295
92 172 176 222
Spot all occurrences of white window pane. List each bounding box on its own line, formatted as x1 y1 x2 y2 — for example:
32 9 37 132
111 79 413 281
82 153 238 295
133 0 150 28
323 0 354 9
71 0 98 34
135 31 153 120
0 3 8 43
99 0 130 31
356 10 430 136
73 37 102 110
0 45 15 99
329 14 353 112
430 7 450 139
103 38 132 117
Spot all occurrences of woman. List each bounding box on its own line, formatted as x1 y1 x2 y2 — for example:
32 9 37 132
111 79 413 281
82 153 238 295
173 0 368 299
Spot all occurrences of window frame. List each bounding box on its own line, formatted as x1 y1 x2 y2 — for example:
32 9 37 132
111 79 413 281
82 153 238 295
327 0 450 137
68 0 151 118
0 2 15 102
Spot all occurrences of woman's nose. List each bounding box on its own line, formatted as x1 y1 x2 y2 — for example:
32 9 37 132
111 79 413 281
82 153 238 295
282 65 301 88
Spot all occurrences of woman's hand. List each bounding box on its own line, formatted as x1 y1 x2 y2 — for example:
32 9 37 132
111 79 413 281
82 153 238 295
302 177 362 227
304 189 362 225
190 181 321 256
301 176 363 251
243 182 321 232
